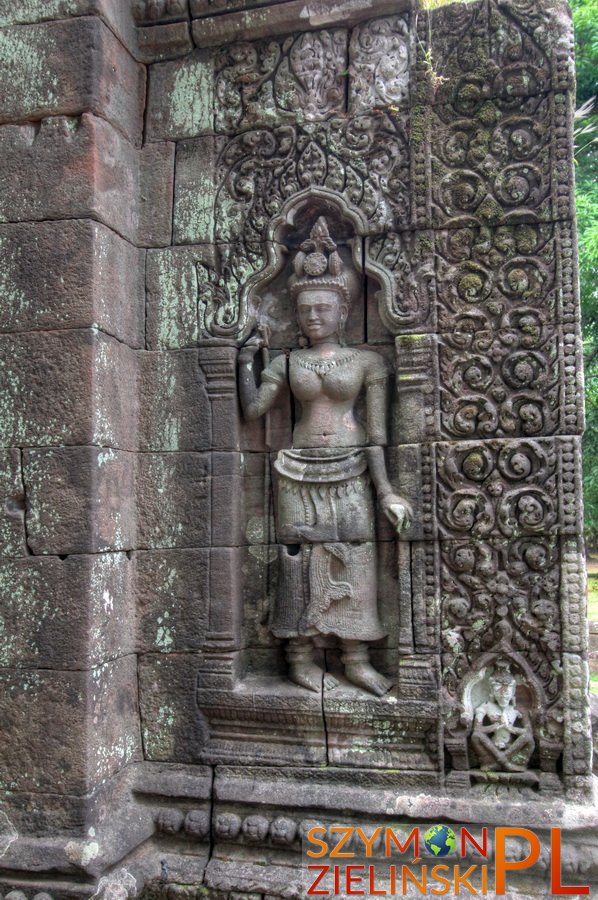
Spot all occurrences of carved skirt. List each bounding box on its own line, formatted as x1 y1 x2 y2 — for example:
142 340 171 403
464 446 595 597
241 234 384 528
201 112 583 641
270 448 386 642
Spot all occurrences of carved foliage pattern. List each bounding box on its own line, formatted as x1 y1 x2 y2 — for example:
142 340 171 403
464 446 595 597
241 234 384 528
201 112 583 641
439 328 572 440
368 230 435 331
197 242 266 338
214 115 410 247
214 31 347 133
441 537 561 700
428 92 570 229
436 438 581 541
417 0 572 106
349 16 410 113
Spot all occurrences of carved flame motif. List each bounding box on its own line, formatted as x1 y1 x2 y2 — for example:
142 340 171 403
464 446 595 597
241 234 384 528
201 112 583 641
215 29 346 133
276 31 347 120
349 15 410 112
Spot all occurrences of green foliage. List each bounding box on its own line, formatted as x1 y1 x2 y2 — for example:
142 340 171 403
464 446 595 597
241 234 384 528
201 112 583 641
572 1 598 546
571 0 598 106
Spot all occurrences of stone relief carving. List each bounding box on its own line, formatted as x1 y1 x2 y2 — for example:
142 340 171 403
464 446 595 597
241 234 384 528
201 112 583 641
469 660 535 774
443 643 563 788
238 217 411 696
349 15 410 113
439 329 561 440
214 114 410 249
441 539 561 699
436 438 582 542
214 30 347 133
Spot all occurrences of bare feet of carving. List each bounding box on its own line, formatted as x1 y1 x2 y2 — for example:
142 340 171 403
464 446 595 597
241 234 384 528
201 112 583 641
340 640 393 697
288 657 324 693
344 661 393 697
324 672 339 691
286 638 338 693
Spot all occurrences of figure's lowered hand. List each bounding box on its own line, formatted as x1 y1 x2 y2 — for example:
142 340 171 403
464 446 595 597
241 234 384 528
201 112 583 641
381 494 412 534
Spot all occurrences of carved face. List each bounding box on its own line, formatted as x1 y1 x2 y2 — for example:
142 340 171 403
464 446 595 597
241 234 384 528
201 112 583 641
490 678 516 709
296 289 347 344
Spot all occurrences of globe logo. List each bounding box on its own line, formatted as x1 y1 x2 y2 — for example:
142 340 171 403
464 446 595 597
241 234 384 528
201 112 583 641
424 825 457 858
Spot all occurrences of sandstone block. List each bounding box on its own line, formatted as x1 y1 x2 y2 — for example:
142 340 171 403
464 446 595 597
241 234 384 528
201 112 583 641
146 51 214 141
0 553 134 669
0 0 136 51
0 220 144 346
146 245 216 349
23 447 136 555
137 350 210 451
0 656 140 794
133 0 189 25
173 136 226 245
138 652 207 761
0 115 138 244
416 92 574 231
134 548 209 653
0 330 137 450
136 452 210 549
0 17 144 144
137 22 193 64
0 448 28 556
138 141 175 247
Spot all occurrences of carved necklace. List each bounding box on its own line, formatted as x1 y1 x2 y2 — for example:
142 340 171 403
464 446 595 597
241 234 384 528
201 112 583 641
295 350 359 376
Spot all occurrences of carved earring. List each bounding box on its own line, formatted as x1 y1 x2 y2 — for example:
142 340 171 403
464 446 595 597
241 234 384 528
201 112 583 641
338 313 347 347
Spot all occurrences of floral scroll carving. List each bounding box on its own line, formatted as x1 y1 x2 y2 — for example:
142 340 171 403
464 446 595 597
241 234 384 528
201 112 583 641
214 31 347 133
349 16 410 113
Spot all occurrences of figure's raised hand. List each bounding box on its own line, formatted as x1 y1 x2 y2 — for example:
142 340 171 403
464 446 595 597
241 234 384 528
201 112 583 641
239 324 270 359
381 494 412 534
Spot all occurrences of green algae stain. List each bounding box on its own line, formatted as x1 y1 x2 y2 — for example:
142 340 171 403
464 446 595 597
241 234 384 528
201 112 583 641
0 28 59 111
170 59 213 137
0 1 80 27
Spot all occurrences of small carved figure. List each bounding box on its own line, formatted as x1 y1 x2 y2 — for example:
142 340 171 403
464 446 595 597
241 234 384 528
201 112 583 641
470 662 535 772
239 217 411 696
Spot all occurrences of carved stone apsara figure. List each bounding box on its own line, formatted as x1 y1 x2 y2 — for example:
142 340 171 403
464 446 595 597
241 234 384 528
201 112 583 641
470 662 535 773
239 217 410 696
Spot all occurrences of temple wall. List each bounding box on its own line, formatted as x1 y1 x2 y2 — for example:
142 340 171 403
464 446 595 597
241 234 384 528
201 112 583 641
0 0 595 896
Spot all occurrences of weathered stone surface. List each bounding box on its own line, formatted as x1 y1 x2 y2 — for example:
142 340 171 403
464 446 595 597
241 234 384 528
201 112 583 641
138 652 207 761
146 244 215 349
136 452 210 549
389 436 583 544
0 220 144 346
212 451 272 547
0 17 144 145
0 449 28 557
213 30 347 134
414 0 575 107
437 326 584 441
138 141 175 247
173 136 226 244
0 330 137 449
146 51 214 141
0 0 137 50
133 0 189 25
0 655 140 794
0 115 138 244
413 91 575 230
137 350 210 451
190 0 410 46
134 549 209 654
348 14 410 114
23 447 136 555
137 20 193 64
0 553 134 669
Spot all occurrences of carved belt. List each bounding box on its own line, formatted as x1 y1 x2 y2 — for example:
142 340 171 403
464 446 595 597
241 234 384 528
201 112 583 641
273 448 367 483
